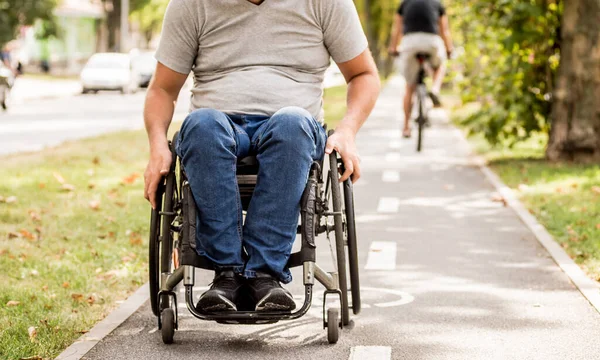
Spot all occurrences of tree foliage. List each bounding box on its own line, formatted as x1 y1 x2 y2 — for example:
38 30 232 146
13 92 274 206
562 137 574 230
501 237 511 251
130 0 169 44
0 0 58 48
448 0 563 146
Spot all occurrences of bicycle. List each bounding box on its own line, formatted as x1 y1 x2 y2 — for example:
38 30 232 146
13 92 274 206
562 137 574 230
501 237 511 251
413 52 432 152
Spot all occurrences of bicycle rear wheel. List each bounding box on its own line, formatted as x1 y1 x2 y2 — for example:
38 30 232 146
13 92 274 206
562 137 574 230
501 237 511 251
416 87 426 152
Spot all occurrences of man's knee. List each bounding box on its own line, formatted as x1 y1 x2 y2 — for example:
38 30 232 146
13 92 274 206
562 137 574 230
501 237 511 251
270 106 314 137
179 109 234 149
182 108 229 132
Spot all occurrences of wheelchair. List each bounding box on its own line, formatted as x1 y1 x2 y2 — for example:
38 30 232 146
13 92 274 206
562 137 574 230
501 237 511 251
148 129 361 345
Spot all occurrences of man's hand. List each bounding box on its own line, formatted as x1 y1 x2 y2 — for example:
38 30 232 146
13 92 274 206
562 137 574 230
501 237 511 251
144 143 173 209
325 127 361 183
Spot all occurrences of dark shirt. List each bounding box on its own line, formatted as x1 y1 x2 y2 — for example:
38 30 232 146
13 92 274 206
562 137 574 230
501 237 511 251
397 0 446 35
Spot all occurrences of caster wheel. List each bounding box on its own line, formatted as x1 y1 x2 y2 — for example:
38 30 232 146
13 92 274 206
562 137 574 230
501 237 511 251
327 308 340 344
161 308 175 344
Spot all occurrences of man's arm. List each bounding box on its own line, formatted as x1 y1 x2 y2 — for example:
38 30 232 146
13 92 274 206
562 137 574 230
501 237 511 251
388 14 404 55
326 49 380 183
438 15 454 56
143 62 188 208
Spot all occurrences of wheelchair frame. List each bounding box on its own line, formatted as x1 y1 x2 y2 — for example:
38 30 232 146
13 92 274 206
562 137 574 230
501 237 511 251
148 130 360 344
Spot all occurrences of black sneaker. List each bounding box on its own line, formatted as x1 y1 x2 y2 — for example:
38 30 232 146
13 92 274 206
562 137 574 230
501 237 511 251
247 273 296 312
196 270 243 312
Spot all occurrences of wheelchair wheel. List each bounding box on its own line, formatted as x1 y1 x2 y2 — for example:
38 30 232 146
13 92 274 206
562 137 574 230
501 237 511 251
149 187 164 316
149 141 178 316
328 152 350 326
327 308 340 344
161 308 175 344
343 179 361 315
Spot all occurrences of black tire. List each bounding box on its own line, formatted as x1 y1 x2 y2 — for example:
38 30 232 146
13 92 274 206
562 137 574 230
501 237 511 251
159 149 177 312
327 308 340 344
416 92 425 152
343 180 361 315
149 189 164 317
329 152 350 327
161 308 175 344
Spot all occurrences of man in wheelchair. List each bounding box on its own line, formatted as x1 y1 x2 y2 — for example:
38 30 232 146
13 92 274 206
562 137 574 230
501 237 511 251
143 0 380 313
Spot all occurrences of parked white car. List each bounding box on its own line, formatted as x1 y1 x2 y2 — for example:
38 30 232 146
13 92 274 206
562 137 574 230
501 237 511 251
80 53 139 94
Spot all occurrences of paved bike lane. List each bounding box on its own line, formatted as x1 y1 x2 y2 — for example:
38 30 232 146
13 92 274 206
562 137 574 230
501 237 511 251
81 77 600 360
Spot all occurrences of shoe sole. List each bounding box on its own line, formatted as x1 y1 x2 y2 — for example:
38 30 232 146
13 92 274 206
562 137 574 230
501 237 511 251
255 290 296 312
198 294 237 312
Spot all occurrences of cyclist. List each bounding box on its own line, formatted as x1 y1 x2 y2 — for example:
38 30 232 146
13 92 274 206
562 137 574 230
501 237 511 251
388 0 454 138
143 0 380 313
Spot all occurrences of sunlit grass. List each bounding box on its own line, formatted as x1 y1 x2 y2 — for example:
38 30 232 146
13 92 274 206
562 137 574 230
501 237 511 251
0 89 347 359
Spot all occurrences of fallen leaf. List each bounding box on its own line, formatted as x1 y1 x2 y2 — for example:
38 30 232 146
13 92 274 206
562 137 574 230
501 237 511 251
122 172 141 185
19 229 36 241
71 293 84 302
0 249 7 256
38 183 46 189
29 211 41 222
28 326 37 341
78 329 89 334
571 183 579 189
92 157 100 165
86 295 96 305
89 200 101 210
129 232 142 246
62 281 70 289
6 300 20 307
115 201 127 208
8 231 20 239
555 187 563 194
88 183 96 190
61 184 76 192
596 224 600 230
6 196 17 204
41 285 48 291
592 186 600 195
491 194 508 206
53 172 66 184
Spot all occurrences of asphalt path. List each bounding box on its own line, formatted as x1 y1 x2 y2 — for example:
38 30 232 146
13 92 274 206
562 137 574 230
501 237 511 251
82 77 600 360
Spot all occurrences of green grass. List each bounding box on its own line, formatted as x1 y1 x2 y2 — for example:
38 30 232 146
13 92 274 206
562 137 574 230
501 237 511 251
0 89 348 359
452 106 600 281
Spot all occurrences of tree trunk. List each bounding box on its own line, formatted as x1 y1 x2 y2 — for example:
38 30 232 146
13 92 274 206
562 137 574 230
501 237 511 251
547 0 600 162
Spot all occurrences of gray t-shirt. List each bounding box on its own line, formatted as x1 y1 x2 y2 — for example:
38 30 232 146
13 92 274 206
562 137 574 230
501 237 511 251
155 0 368 121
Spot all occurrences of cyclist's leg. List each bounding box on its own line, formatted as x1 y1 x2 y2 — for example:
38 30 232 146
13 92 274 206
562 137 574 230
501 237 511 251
404 83 417 137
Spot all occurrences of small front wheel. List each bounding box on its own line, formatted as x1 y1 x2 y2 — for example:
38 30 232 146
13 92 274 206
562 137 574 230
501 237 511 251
327 308 340 344
161 308 176 344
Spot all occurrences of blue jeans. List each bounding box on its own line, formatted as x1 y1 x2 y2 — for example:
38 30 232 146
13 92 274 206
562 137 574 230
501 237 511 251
176 107 327 284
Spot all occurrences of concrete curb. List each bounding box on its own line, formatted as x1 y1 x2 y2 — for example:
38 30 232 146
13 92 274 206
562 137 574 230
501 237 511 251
454 128 600 314
55 283 150 360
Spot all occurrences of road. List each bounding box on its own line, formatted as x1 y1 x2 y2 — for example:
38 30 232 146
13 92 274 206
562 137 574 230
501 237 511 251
0 87 191 156
81 77 600 360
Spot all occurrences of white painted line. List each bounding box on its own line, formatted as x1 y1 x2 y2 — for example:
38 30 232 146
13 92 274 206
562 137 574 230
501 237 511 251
454 127 600 314
385 152 401 162
55 283 149 360
377 197 400 213
365 242 397 270
389 140 402 149
349 346 392 360
382 170 400 183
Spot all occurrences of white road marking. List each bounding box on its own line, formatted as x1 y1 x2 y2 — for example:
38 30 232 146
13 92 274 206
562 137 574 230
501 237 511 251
389 140 402 149
349 346 392 360
377 197 400 213
382 170 400 183
365 241 396 270
385 152 401 162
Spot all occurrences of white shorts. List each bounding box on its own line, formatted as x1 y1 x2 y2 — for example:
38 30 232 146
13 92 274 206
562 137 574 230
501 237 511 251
398 32 446 85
